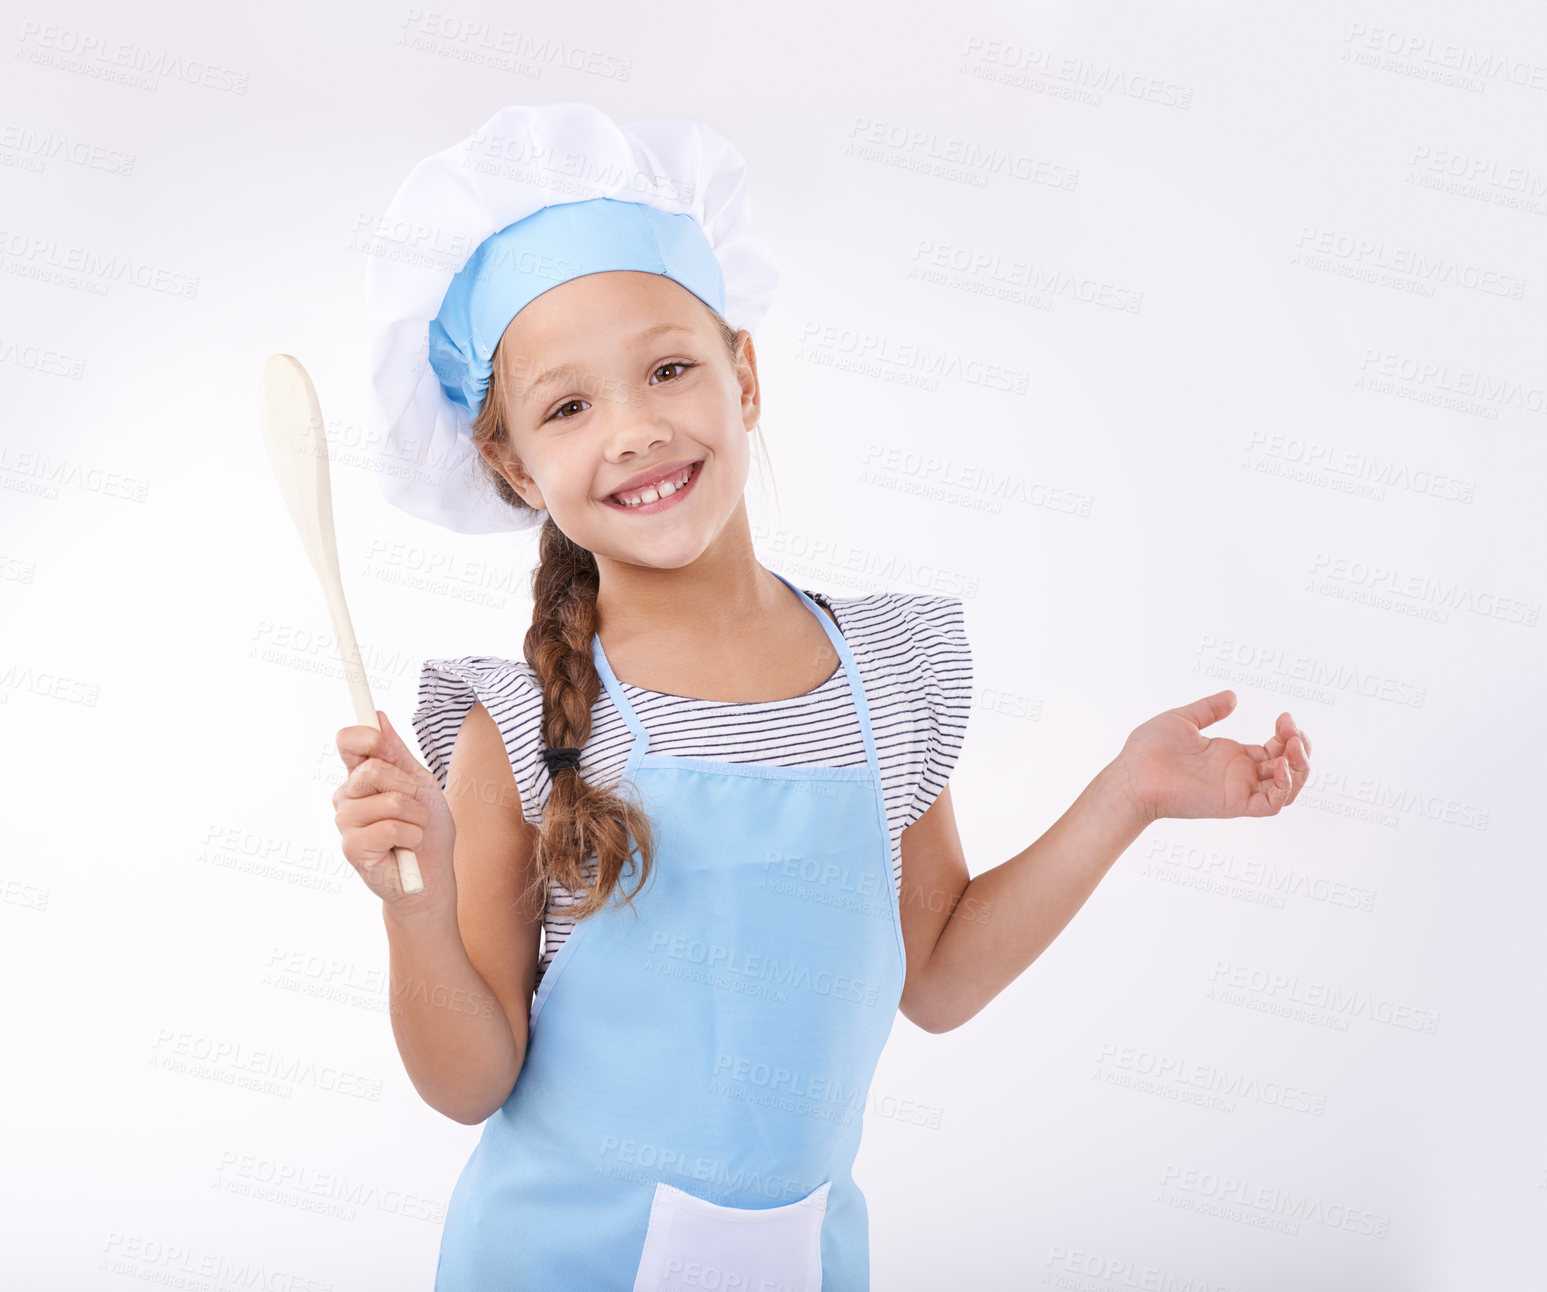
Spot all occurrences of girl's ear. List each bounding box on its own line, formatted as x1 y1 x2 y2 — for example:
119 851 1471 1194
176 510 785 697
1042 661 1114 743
478 441 543 510
734 331 760 424
511 477 545 511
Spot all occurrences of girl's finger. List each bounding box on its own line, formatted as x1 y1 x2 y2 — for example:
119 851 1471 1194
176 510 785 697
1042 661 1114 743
1283 738 1309 806
1266 777 1287 814
337 723 392 762
1171 690 1237 732
1254 754 1289 814
346 816 426 867
335 781 425 825
1249 778 1282 817
378 710 413 767
335 754 421 803
1261 712 1296 762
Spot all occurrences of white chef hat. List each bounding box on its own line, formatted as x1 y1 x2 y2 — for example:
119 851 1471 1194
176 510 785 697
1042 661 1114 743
365 101 781 534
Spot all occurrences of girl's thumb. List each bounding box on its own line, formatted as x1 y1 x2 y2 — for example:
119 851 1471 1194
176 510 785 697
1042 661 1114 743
378 710 399 759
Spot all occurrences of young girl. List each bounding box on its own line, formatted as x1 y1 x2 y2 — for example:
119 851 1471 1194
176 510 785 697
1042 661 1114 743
332 103 1312 1291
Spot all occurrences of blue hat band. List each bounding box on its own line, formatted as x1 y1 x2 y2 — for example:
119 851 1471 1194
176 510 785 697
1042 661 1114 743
428 196 727 417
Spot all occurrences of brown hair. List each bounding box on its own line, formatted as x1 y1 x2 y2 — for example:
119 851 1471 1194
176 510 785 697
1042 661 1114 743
468 297 775 921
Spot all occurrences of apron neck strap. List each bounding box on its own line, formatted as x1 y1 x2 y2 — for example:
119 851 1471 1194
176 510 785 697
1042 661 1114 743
587 570 882 774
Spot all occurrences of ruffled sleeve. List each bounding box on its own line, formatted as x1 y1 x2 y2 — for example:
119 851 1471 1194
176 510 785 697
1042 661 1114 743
895 595 973 828
410 655 547 827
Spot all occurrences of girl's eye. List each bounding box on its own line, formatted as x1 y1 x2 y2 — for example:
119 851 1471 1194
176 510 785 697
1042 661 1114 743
544 362 694 423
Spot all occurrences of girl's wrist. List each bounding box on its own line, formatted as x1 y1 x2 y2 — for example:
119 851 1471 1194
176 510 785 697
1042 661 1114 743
1097 756 1158 832
382 888 461 942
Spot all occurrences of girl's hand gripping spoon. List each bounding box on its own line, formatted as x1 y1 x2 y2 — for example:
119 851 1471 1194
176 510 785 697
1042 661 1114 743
257 353 425 895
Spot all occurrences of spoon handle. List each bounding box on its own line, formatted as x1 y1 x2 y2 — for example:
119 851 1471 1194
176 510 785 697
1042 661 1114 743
258 353 424 895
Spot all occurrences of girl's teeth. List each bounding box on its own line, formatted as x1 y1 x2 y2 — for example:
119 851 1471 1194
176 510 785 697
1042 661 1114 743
613 465 695 507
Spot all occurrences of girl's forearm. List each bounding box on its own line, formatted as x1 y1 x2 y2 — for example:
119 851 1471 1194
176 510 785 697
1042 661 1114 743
382 902 524 1124
919 760 1150 1033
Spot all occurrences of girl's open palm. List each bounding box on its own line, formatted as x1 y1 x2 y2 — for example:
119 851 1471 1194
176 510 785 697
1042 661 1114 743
1116 690 1313 823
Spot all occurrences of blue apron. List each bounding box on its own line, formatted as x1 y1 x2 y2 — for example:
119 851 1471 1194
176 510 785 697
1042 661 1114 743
434 571 906 1291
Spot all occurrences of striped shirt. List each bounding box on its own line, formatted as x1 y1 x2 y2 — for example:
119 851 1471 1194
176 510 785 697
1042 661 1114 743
411 588 972 991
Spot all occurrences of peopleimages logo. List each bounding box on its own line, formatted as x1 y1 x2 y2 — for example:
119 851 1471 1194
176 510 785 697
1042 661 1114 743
1159 1163 1391 1239
594 1136 819 1205
1206 961 1441 1034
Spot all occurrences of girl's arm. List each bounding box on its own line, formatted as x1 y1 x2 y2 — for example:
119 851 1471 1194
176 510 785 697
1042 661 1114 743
897 770 1147 1034
383 703 543 1124
897 694 1311 1034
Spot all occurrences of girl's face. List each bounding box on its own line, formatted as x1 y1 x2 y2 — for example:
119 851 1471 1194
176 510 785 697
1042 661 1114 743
482 271 760 570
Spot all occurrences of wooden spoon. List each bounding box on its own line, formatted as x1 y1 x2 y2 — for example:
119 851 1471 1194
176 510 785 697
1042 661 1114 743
257 353 424 896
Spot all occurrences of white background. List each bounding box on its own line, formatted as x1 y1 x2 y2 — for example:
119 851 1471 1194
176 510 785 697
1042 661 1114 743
3 1 1544 1288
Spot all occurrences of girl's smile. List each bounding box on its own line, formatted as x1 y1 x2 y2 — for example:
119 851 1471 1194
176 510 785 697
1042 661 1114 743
602 460 704 514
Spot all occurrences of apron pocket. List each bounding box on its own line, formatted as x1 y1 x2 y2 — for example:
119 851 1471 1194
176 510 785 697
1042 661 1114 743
631 1178 831 1292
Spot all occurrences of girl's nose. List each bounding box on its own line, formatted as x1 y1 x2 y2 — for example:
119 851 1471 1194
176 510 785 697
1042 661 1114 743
603 416 673 459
